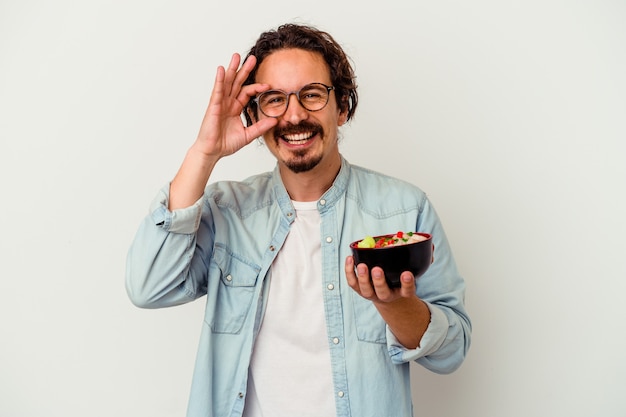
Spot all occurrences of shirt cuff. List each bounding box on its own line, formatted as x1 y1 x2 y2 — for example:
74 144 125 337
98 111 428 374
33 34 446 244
387 301 449 364
148 184 203 234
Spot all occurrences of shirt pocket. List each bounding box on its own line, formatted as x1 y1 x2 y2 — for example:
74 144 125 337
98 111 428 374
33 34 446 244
204 243 261 334
351 293 387 344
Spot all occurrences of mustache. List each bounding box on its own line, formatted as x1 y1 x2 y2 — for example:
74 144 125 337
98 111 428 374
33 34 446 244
274 121 323 137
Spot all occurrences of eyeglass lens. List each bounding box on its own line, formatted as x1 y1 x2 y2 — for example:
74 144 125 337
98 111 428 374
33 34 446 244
257 83 332 117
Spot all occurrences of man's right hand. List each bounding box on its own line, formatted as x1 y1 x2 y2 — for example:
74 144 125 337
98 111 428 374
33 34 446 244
168 53 278 210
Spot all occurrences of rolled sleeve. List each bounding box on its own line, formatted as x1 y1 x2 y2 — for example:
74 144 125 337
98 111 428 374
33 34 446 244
149 185 203 234
387 301 449 363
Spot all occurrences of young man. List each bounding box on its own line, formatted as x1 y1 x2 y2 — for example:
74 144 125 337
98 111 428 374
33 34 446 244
126 23 471 417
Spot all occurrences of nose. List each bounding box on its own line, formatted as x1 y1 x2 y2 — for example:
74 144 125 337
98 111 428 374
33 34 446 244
282 93 309 124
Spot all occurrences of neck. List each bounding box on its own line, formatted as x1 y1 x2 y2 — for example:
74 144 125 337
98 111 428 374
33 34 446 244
280 153 342 202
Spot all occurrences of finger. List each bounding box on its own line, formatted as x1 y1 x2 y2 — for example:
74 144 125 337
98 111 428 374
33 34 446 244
370 267 392 301
223 53 242 97
233 54 257 87
356 263 376 299
227 54 257 99
244 117 277 143
344 256 360 292
207 65 226 108
399 271 417 298
235 83 271 111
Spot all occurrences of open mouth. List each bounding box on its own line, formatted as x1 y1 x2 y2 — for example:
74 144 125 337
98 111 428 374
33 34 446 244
281 131 316 145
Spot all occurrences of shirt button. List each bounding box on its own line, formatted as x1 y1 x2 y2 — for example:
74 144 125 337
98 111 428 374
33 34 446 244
238 392 244 399
269 245 275 251
333 337 340 344
319 199 326 205
226 275 232 282
327 283 335 290
326 236 333 243
338 391 345 398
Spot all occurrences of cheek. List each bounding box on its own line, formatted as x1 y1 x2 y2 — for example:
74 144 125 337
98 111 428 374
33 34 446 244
262 132 279 151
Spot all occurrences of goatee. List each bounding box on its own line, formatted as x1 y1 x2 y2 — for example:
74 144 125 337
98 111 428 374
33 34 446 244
275 121 325 173
284 151 323 173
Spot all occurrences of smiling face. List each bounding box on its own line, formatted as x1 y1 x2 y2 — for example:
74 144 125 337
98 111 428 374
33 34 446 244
253 48 348 175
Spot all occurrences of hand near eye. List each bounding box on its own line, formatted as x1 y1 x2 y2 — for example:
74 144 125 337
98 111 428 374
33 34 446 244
168 53 277 210
195 53 277 159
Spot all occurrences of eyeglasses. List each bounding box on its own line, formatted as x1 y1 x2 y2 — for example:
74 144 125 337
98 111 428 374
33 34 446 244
252 83 335 118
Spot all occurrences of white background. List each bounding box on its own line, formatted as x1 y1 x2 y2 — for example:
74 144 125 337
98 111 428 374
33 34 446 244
1 1 625 416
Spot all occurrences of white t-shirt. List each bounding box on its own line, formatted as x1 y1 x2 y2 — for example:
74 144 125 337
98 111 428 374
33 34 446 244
243 200 336 417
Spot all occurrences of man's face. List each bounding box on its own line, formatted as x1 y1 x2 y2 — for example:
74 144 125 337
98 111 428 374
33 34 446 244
253 48 348 174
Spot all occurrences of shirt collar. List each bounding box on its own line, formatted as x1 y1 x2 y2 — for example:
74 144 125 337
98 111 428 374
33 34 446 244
270 155 351 216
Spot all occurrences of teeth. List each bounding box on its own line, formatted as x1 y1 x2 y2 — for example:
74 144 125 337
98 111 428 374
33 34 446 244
283 132 313 142
287 139 308 145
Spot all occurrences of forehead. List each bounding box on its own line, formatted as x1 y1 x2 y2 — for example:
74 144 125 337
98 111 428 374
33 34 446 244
255 48 331 90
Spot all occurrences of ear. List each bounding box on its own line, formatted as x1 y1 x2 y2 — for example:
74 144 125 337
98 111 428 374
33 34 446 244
337 95 350 126
338 109 348 126
337 108 348 126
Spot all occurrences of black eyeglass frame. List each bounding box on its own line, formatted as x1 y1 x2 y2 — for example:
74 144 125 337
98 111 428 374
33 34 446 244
251 83 335 118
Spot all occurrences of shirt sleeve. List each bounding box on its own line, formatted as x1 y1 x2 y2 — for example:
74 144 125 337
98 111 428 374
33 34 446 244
125 184 209 309
386 302 449 361
386 193 472 374
148 185 204 234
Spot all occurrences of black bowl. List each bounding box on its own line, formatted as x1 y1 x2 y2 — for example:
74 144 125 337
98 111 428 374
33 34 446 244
349 232 433 288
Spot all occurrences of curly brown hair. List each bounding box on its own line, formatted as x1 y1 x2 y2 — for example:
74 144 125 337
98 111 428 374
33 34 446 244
243 23 358 126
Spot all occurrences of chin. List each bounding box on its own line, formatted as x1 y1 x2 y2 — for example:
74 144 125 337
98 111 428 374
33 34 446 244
284 154 323 173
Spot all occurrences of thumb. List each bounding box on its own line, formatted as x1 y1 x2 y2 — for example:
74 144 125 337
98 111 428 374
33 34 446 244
245 118 278 143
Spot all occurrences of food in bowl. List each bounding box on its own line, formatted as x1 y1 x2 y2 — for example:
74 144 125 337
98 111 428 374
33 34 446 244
356 231 428 248
350 231 433 288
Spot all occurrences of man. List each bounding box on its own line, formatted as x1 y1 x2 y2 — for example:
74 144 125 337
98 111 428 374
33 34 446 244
126 23 471 417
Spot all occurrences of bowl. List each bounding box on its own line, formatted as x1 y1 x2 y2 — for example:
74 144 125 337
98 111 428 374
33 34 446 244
349 232 433 288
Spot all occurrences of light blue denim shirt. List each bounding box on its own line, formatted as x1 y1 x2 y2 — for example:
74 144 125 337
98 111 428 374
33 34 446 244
126 156 471 417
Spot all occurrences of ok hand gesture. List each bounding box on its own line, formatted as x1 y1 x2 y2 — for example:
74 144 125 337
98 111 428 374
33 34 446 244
169 54 277 210
195 53 277 159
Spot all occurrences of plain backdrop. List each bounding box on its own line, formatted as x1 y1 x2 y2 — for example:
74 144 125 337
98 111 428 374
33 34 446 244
1 1 625 416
